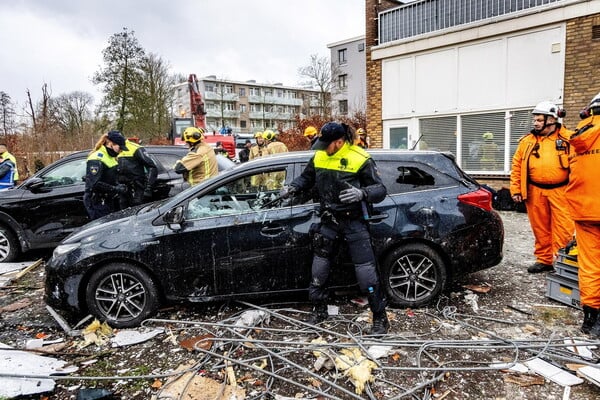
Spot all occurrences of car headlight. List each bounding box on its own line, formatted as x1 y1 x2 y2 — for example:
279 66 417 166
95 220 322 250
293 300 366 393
52 243 81 258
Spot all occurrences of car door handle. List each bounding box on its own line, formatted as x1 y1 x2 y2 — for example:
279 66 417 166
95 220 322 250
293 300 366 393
261 226 285 236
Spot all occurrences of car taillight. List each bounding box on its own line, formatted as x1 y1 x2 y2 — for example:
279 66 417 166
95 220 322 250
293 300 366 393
458 188 492 211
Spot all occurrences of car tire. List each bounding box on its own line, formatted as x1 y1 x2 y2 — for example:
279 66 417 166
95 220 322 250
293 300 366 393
381 243 447 308
86 263 159 328
0 225 20 262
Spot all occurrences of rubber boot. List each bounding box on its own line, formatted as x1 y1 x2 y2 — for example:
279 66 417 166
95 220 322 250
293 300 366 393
371 311 390 335
581 306 599 334
306 303 328 325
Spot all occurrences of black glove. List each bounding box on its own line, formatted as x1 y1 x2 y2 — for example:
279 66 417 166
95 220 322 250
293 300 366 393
114 184 128 195
279 185 297 199
143 188 153 200
339 186 365 203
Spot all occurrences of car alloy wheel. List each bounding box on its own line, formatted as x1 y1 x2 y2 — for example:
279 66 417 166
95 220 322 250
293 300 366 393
0 226 19 262
381 243 447 307
86 263 159 328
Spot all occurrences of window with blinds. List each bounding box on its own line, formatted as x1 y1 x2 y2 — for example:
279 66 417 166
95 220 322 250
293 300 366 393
461 112 504 171
419 117 457 154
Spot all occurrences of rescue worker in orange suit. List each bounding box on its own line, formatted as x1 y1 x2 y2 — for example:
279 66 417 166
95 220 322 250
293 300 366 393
304 126 319 148
354 128 370 149
565 92 600 336
116 138 158 209
281 122 389 334
174 127 218 187
84 130 129 220
510 101 574 273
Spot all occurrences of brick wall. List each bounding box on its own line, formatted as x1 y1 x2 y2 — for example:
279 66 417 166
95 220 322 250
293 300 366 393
365 0 398 149
563 14 600 130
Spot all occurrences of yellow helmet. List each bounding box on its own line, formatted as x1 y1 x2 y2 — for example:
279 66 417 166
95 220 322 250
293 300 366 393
254 131 263 139
262 129 276 141
304 126 317 137
183 127 205 144
482 131 494 140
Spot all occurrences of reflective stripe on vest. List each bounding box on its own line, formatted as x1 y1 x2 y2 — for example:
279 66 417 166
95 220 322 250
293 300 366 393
87 146 118 168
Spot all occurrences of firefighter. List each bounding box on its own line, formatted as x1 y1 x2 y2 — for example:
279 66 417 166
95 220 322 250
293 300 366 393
304 126 319 148
174 127 218 187
263 130 288 189
249 131 269 160
565 91 600 336
84 130 129 220
354 128 369 149
116 138 158 209
281 122 389 334
480 131 499 170
510 101 574 273
263 130 288 154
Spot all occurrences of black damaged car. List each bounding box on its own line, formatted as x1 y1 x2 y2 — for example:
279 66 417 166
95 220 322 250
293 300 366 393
45 150 503 328
0 146 235 262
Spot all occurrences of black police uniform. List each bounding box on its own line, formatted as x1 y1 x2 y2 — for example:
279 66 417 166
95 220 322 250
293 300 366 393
290 139 388 331
116 141 158 209
83 145 123 220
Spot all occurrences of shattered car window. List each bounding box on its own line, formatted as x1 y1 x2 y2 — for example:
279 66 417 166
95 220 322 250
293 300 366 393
185 169 288 219
41 158 86 187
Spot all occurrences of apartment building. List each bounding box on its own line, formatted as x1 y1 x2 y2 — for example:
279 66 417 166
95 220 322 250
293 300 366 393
172 76 322 134
328 36 367 117
366 0 600 176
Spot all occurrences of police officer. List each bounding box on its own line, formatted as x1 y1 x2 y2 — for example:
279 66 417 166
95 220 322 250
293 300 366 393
84 130 129 220
174 127 218 187
116 138 158 209
0 156 15 190
281 122 389 334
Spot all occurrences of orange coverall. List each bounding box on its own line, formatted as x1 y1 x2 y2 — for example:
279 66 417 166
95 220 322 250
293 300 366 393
510 124 574 265
565 115 600 308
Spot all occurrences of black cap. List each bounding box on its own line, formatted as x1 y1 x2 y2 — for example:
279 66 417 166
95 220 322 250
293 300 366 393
107 130 128 150
311 122 347 150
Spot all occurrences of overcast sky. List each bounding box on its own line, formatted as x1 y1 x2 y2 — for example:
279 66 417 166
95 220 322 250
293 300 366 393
0 0 364 110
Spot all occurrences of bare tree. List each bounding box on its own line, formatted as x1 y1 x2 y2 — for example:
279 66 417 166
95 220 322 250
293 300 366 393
48 91 94 136
298 54 339 118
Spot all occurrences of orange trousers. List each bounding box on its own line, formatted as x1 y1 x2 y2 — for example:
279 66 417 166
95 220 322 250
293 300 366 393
524 184 574 265
575 221 600 308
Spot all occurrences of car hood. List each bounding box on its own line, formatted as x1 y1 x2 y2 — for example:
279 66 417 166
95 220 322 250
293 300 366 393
62 203 157 244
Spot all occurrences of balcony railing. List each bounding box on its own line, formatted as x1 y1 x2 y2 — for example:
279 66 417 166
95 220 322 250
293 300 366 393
379 0 565 44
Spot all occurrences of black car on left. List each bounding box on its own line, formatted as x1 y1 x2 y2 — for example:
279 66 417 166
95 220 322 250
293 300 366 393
0 146 235 262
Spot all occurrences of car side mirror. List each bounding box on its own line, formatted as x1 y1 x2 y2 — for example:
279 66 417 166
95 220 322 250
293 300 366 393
163 205 184 231
24 177 50 193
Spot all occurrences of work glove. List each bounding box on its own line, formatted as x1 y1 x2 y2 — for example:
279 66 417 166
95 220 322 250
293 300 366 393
339 186 365 204
279 185 297 199
114 184 128 195
143 188 153 200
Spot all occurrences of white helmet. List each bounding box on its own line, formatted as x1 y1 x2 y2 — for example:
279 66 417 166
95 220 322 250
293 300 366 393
588 92 600 109
532 101 560 118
